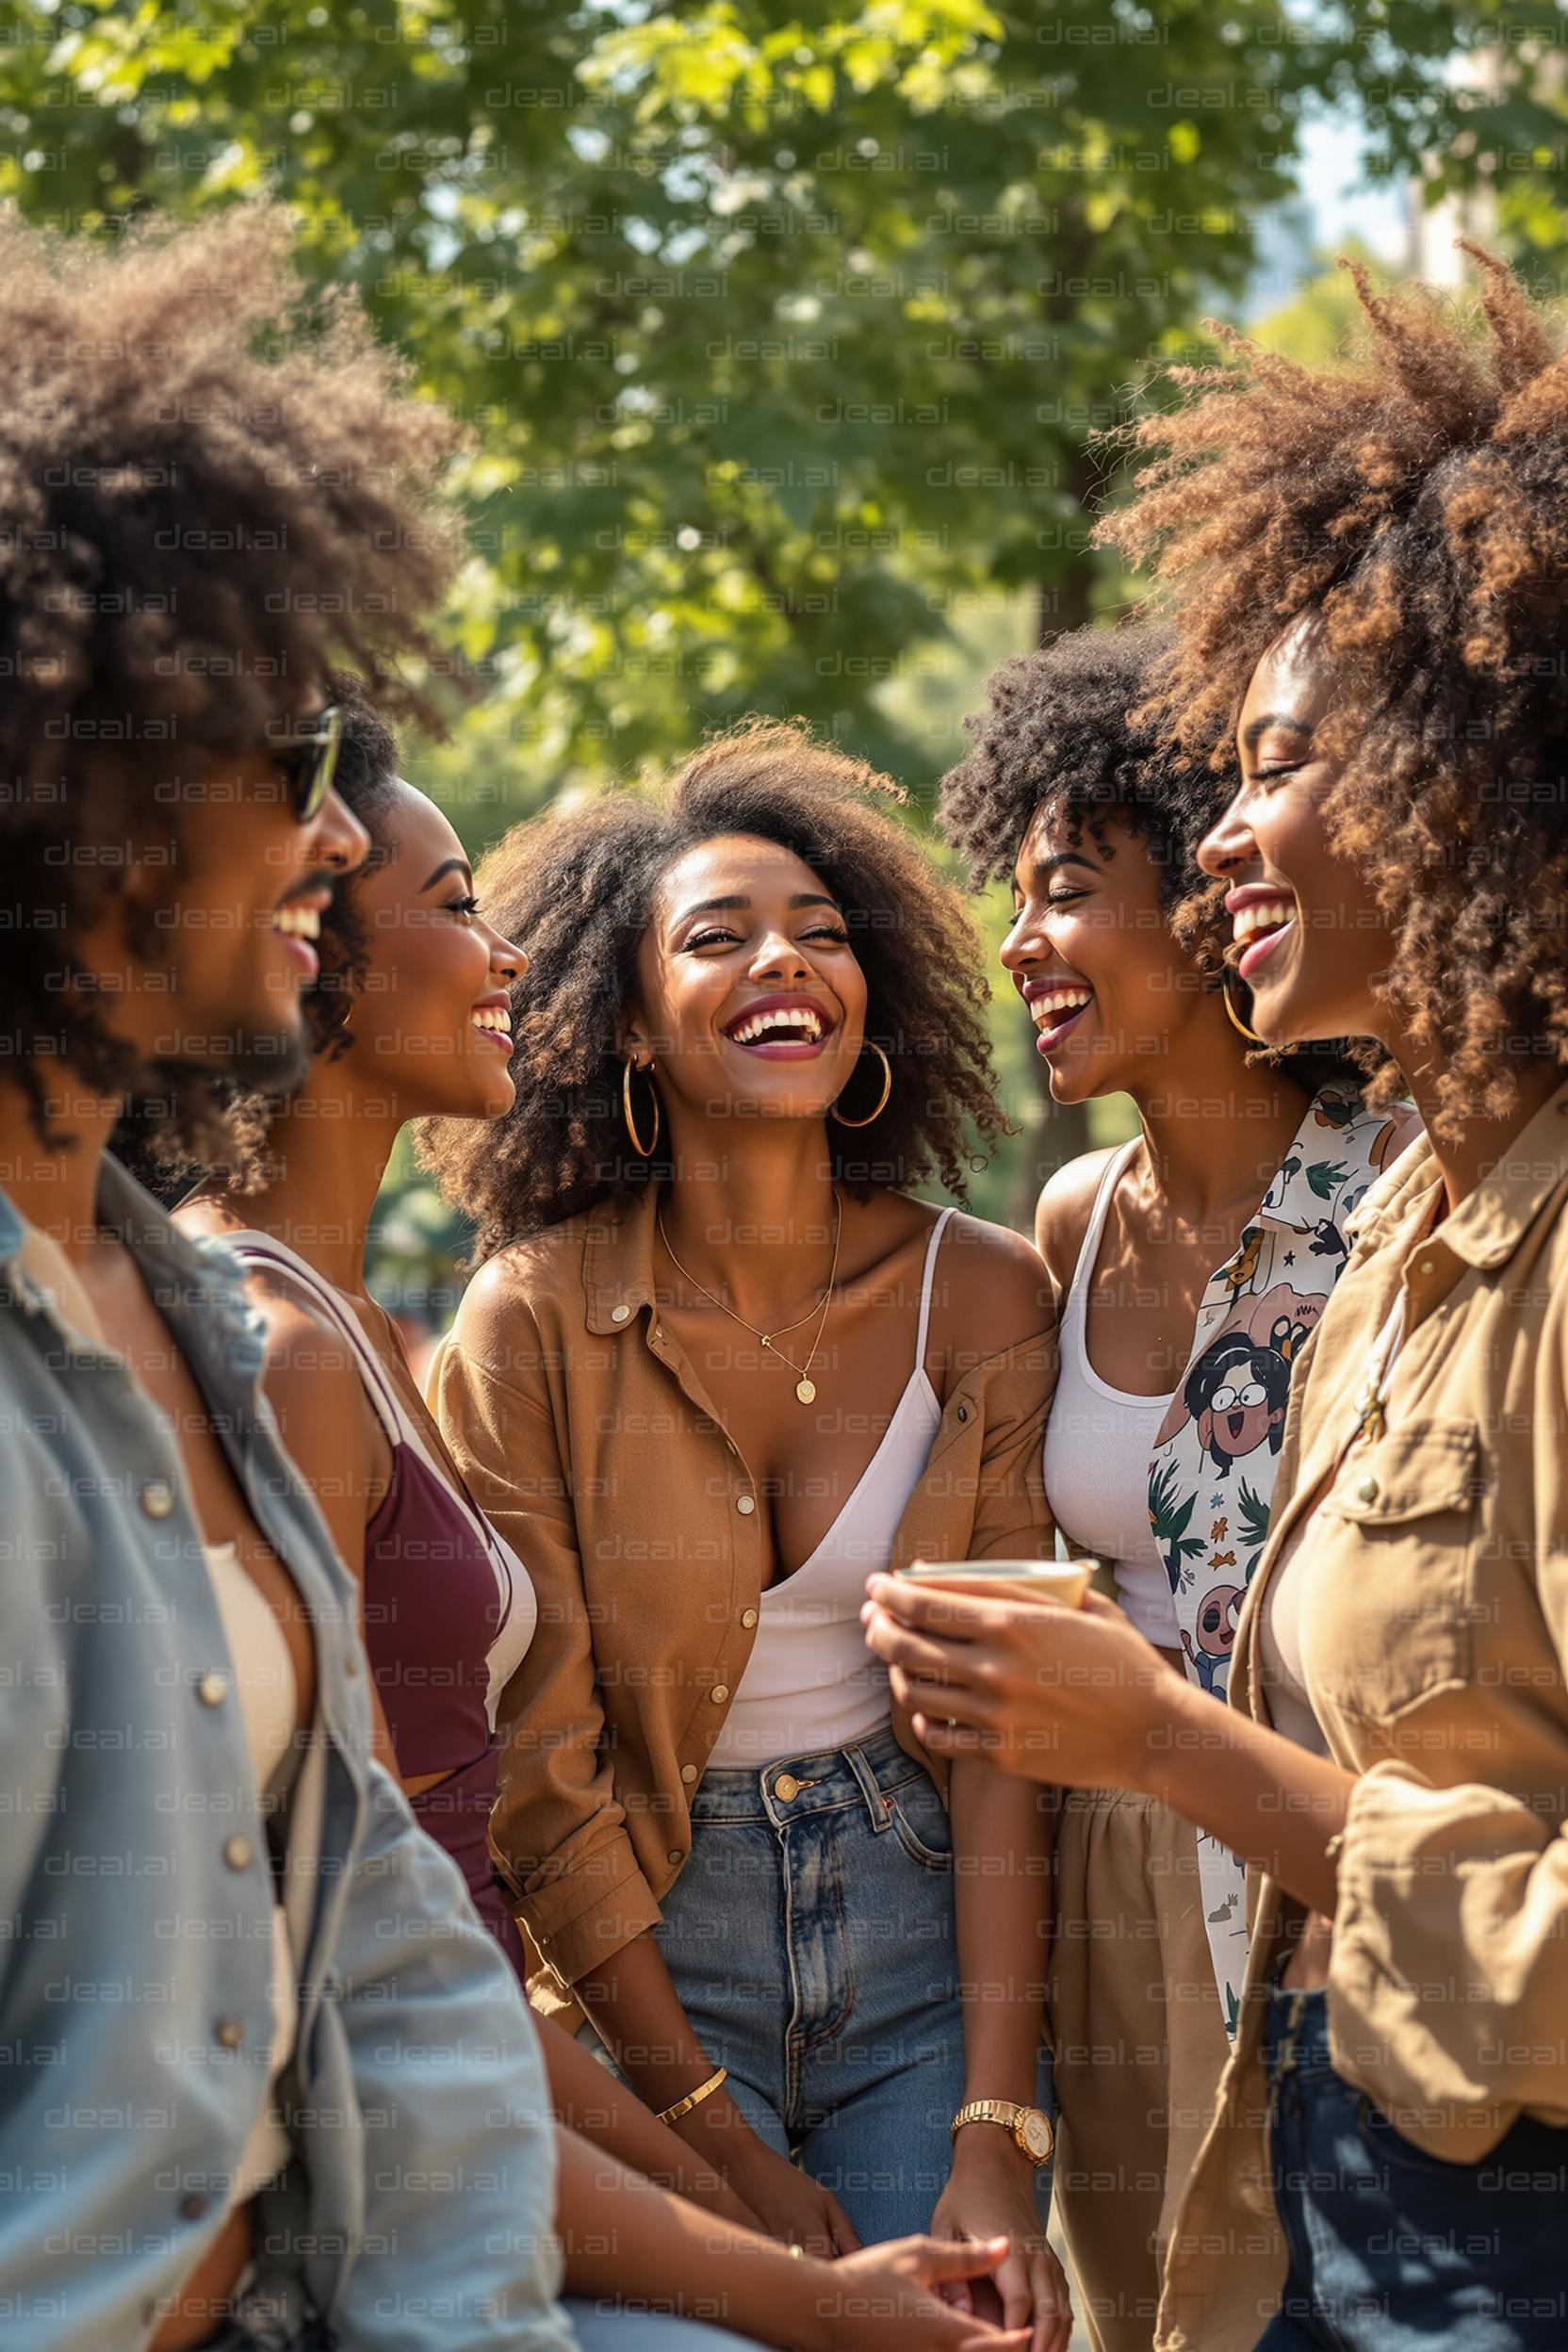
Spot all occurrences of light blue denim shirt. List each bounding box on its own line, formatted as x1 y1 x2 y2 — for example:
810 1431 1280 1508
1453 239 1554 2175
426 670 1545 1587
0 1158 574 2352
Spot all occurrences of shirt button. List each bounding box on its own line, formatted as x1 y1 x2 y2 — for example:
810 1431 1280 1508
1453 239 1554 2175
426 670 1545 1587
611 1304 631 1324
1354 1475 1380 1504
680 1763 698 1785
667 1848 682 1866
196 1672 227 1709
222 1835 254 1871
215 2017 244 2050
740 1608 759 1629
956 1404 970 1424
179 2191 209 2222
710 1684 729 1707
140 1478 177 1520
735 1494 756 1516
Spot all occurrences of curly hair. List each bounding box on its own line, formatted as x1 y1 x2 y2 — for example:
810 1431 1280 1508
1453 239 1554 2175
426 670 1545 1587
936 623 1368 1096
1096 244 1568 1135
0 200 466 1135
110 674 404 1199
416 720 1005 1258
938 621 1231 962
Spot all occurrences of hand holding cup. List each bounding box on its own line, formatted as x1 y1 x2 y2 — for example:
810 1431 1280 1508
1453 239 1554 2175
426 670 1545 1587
861 1557 1184 1789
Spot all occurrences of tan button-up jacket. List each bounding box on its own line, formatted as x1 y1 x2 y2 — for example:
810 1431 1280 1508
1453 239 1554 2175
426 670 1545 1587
1158 1078 1568 2351
429 1187 1056 2021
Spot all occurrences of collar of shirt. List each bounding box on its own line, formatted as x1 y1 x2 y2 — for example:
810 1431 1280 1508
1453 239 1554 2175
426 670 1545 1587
1348 1074 1568 1273
1253 1085 1398 1236
581 1185 662 1334
1 1152 268 1380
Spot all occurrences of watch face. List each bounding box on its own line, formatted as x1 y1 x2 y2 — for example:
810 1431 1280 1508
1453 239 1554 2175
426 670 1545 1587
1020 2110 1054 2164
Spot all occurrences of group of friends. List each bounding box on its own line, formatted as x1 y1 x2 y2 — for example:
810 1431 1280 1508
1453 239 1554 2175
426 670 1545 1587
5 197 1568 2352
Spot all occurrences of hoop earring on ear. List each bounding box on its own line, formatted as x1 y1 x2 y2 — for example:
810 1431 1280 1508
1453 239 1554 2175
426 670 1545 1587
830 1039 892 1128
1221 972 1270 1049
319 980 352 1042
622 1057 662 1157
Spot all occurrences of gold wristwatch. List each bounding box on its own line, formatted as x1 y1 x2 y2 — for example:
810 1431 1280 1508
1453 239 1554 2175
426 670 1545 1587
950 2099 1054 2165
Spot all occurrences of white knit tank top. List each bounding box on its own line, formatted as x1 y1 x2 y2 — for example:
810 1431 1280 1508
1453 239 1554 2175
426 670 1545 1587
1041 1142 1181 1648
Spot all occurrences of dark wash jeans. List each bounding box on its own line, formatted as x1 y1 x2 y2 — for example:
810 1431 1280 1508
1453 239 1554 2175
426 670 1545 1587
1257 1984 1568 2351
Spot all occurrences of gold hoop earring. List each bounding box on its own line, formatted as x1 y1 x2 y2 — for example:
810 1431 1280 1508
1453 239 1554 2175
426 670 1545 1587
622 1057 661 1156
1221 973 1269 1050
830 1039 892 1128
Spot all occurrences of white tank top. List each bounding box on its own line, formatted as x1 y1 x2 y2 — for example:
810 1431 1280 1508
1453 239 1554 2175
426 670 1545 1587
1041 1142 1182 1649
707 1209 955 1767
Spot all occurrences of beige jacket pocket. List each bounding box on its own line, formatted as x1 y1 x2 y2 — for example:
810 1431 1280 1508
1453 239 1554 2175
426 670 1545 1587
1315 1418 1484 1723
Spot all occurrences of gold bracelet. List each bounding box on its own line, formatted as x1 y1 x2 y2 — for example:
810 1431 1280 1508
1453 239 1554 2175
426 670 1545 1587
657 2064 727 2130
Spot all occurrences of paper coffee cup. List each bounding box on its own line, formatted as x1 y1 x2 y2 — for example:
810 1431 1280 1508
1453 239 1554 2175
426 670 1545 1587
894 1558 1093 1608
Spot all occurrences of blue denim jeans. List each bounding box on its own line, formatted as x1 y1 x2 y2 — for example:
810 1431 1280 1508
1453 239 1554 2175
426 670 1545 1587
589 1723 1052 2246
1258 1984 1568 2351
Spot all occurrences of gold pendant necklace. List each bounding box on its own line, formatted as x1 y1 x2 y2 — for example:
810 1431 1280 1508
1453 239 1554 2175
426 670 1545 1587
1348 1292 1408 1450
656 1190 842 1407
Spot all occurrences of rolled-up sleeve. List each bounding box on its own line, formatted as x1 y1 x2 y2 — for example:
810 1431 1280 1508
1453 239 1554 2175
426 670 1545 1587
1329 1763 1568 2152
326 1762 577 2352
431 1321 662 1986
1327 1291 1568 2157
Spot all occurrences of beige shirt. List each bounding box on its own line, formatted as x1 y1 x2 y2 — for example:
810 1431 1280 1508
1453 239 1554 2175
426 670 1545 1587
1157 1077 1568 2350
430 1185 1056 2021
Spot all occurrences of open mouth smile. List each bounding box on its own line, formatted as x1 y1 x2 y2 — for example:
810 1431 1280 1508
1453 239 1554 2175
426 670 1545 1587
722 995 836 1059
1022 980 1094 1057
1229 892 1298 984
470 1000 514 1054
263 893 327 980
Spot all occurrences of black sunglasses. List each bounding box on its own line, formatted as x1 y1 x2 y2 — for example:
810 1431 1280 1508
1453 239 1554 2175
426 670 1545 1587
270 704 345 822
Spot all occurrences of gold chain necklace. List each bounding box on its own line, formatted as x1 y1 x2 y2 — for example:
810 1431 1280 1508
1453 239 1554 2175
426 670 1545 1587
655 1190 842 1406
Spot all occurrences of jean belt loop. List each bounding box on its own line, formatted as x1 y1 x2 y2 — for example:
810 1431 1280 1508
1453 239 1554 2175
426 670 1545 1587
841 1739 892 1833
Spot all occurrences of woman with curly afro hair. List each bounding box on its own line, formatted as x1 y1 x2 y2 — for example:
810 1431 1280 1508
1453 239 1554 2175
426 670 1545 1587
865 249 1568 2352
937 624 1413 2352
421 720 1072 2343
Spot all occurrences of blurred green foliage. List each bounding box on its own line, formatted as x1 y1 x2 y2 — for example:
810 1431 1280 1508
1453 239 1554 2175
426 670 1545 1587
6 0 1546 806
5 0 1563 1279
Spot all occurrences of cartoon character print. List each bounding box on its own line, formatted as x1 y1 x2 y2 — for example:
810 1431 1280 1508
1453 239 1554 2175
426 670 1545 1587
1182 1312 1309 1480
1181 1580 1243 1699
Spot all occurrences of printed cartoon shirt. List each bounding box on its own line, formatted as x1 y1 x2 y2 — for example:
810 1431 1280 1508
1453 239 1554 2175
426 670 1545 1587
1147 1083 1417 2032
